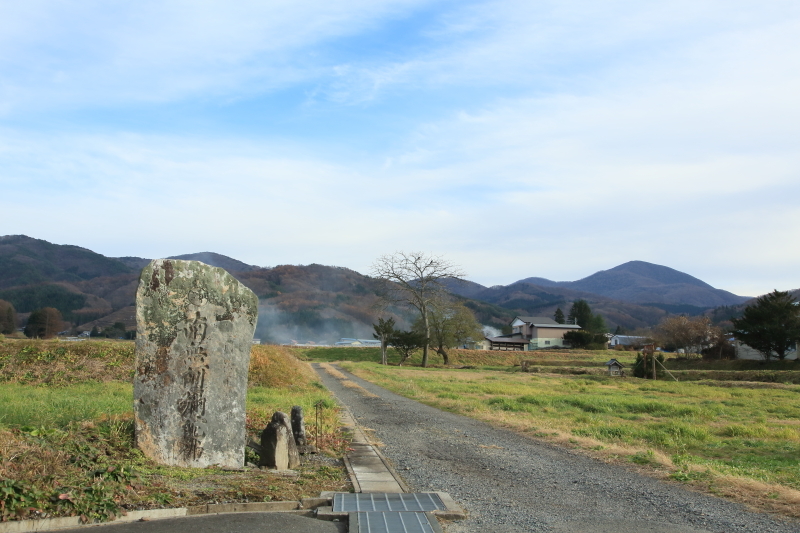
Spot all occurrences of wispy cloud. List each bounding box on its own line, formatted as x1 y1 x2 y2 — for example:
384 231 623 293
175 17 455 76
0 0 432 112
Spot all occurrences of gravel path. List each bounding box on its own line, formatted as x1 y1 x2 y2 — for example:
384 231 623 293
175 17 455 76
314 364 800 533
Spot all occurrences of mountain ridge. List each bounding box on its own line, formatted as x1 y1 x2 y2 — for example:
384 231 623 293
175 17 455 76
512 260 747 307
0 236 759 339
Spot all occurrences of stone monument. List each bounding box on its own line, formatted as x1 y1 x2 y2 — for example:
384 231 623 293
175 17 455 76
134 259 258 468
291 405 307 446
260 411 300 470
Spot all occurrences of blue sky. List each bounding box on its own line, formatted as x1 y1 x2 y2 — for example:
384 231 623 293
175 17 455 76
1 0 799 296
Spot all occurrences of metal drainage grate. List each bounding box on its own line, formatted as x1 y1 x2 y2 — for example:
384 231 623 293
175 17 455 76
333 493 446 513
350 511 440 533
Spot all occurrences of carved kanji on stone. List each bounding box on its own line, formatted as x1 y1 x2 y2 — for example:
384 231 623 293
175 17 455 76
134 259 258 468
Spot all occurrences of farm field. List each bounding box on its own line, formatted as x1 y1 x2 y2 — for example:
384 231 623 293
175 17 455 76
293 345 800 383
0 339 349 523
338 359 800 518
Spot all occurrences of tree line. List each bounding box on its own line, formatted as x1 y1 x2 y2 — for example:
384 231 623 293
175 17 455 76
606 290 800 362
369 251 800 364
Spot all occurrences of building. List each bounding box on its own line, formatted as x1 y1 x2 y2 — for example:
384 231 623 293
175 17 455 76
609 335 648 348
335 338 382 347
485 316 582 351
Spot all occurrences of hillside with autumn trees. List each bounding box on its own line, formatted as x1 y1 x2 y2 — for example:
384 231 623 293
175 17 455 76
1 235 770 342
0 236 515 342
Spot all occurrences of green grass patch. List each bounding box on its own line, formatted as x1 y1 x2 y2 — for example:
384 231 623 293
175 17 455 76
0 382 132 427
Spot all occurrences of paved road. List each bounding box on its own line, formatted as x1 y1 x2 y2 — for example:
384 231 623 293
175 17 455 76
315 364 800 533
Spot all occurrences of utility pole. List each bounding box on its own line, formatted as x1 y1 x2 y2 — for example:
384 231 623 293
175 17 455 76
653 351 657 380
643 344 656 380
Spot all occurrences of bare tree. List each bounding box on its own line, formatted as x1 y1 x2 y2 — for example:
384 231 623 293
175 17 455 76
655 315 718 355
371 252 467 367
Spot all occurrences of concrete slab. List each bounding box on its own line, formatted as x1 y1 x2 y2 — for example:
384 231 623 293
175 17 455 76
353 472 400 482
315 506 348 521
351 458 386 466
358 481 406 493
352 465 393 474
348 452 381 459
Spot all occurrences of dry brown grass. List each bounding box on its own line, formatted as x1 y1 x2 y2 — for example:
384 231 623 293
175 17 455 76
0 339 134 385
0 428 69 482
319 363 378 397
0 339 320 390
248 344 320 390
319 363 347 380
340 380 379 397
444 349 525 366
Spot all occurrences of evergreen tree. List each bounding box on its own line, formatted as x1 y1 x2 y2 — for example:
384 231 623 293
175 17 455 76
388 330 426 365
553 308 565 324
732 290 800 361
568 300 593 328
372 317 396 365
591 313 607 334
568 300 607 334
0 300 17 334
24 307 63 338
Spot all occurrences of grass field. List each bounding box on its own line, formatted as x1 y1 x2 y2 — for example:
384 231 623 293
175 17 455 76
340 361 800 518
0 339 349 523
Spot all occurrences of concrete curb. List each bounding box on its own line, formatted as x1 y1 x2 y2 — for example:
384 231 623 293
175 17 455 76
431 492 467 520
342 453 363 493
0 498 331 533
0 508 187 533
367 442 411 494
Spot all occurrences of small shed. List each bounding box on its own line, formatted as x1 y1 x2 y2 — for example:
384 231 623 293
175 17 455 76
604 358 625 377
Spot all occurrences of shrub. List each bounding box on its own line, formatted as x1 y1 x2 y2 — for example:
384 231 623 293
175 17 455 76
633 351 665 379
564 330 608 350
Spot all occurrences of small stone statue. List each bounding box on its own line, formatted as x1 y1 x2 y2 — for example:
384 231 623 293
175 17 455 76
260 411 300 470
291 405 307 446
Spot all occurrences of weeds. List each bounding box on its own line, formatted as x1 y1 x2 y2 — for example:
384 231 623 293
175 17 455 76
0 479 45 521
0 342 351 522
